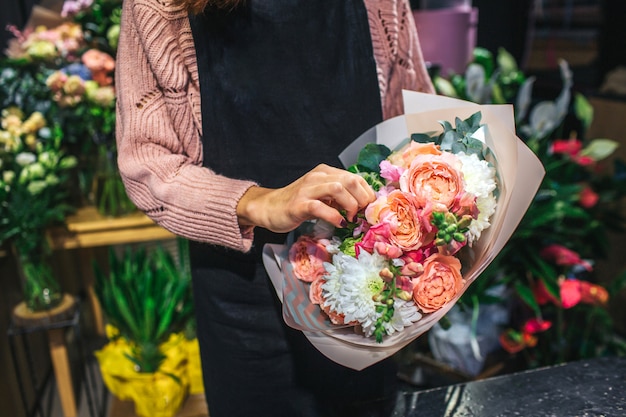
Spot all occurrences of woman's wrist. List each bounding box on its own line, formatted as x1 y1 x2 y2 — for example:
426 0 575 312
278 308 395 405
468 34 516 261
236 185 271 228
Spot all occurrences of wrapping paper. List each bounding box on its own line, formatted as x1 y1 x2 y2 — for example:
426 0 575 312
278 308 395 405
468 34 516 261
262 91 545 370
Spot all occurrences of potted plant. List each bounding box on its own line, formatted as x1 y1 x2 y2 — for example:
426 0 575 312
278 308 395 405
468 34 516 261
93 238 197 417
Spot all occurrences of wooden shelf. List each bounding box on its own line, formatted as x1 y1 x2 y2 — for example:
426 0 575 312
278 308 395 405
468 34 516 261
47 206 176 250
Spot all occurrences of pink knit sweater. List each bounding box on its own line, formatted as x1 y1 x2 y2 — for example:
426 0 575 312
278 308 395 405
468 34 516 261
115 0 435 252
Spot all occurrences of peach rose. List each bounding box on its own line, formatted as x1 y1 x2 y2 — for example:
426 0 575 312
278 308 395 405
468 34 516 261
388 141 442 169
412 253 464 313
309 277 325 305
289 236 331 282
400 152 465 209
365 190 434 252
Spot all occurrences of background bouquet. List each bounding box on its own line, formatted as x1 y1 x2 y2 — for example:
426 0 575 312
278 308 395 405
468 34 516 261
288 111 498 343
264 92 545 370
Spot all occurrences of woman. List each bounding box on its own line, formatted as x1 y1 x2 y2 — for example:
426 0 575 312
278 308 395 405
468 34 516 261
115 0 434 415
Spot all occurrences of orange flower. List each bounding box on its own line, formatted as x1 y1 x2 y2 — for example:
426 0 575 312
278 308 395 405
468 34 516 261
365 190 433 252
309 278 325 305
288 236 331 283
388 141 441 169
412 253 463 313
399 152 465 209
579 281 609 306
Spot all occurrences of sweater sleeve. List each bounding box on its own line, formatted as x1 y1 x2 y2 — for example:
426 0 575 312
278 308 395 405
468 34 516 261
115 0 255 252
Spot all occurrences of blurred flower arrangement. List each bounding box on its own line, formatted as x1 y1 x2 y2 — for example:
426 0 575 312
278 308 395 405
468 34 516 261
0 106 77 311
431 48 626 369
1 0 133 216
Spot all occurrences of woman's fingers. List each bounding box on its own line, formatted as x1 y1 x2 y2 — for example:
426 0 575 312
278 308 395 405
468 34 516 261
236 164 376 233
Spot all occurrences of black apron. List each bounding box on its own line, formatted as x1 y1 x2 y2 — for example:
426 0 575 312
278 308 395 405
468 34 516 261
188 2 396 416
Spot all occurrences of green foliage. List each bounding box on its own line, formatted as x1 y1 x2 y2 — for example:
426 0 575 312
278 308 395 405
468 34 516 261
0 109 77 257
435 47 626 369
94 239 195 373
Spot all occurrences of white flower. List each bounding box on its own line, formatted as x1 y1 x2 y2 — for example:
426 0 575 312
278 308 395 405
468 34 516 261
27 180 47 195
322 250 389 337
383 299 421 336
15 152 36 166
458 152 497 243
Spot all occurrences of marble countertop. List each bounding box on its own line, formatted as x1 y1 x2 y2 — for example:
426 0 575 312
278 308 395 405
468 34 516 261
395 356 626 417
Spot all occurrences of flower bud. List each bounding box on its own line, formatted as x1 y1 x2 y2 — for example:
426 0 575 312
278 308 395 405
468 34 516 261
27 179 47 195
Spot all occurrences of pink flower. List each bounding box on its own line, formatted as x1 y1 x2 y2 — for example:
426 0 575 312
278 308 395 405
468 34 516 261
450 192 479 219
540 244 593 272
550 138 596 166
559 278 609 308
579 185 599 208
379 160 404 183
288 236 331 283
522 318 552 334
551 138 582 157
560 279 583 308
355 222 401 259
412 253 464 313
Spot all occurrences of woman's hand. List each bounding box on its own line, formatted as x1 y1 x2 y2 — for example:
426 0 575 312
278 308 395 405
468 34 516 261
236 164 375 233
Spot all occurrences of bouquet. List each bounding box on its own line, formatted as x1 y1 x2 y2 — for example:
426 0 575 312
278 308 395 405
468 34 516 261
263 92 545 370
288 111 498 343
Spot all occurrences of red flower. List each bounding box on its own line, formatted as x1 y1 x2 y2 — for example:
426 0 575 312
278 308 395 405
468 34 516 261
551 138 582 157
540 244 592 272
579 185 599 208
522 318 552 334
499 329 538 354
532 279 559 305
559 279 583 308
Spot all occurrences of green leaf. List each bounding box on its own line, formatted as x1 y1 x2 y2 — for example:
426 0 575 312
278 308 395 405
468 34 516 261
355 143 391 173
574 93 594 130
514 281 541 317
580 139 619 161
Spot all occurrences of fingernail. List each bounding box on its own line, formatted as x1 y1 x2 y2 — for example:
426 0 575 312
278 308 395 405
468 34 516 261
340 219 348 228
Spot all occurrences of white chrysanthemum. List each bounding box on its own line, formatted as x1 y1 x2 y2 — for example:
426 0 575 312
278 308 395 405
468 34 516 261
458 153 497 243
322 251 389 336
382 299 422 336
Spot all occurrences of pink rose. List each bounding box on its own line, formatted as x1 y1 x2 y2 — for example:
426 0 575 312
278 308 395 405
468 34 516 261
412 253 464 313
399 152 465 209
289 236 331 282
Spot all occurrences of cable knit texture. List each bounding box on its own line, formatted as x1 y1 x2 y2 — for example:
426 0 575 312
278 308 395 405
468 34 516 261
116 0 435 252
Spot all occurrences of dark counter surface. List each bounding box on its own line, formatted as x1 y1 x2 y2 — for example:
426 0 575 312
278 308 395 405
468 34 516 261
395 356 626 417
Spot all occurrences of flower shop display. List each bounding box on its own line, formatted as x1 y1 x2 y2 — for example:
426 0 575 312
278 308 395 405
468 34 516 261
93 238 197 417
0 106 77 311
263 91 545 370
1 0 134 216
431 47 626 370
